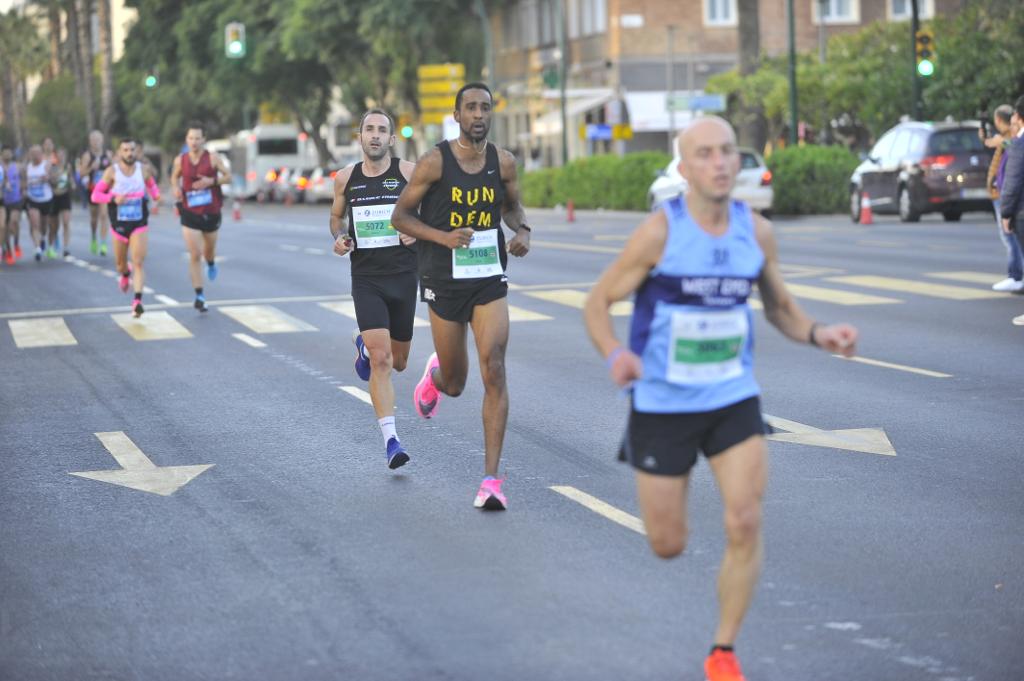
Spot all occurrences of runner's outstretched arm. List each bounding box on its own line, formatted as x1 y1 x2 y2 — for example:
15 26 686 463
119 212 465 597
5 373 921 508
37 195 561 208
753 214 857 355
584 211 668 387
329 165 353 255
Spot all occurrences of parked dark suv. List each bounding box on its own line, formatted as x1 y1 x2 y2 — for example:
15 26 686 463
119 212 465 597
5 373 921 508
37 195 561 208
850 121 993 222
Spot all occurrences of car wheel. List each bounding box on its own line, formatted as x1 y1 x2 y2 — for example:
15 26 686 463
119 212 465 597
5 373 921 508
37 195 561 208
942 210 962 222
898 186 920 223
850 188 861 223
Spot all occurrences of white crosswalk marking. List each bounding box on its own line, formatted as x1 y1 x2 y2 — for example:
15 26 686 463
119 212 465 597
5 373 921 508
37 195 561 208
524 289 633 316
925 271 1003 285
9 317 78 348
219 305 317 333
112 311 193 341
827 275 1004 300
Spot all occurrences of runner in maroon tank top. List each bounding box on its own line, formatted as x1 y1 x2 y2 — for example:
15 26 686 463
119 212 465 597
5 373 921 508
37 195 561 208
170 122 232 312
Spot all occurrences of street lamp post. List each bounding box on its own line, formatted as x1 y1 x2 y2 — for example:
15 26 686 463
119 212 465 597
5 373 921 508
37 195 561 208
787 0 798 145
911 0 922 120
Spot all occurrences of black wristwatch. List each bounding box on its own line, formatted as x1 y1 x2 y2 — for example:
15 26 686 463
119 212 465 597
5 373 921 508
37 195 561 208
517 224 532 233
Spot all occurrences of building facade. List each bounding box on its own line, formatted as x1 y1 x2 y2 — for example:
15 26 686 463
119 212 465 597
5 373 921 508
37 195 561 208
490 0 965 165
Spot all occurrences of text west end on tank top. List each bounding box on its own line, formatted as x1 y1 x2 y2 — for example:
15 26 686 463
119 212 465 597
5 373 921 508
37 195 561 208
345 157 416 275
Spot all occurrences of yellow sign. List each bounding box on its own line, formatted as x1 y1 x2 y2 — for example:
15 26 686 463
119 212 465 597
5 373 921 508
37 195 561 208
613 124 633 140
419 96 456 111
422 111 451 125
417 63 466 80
418 80 462 95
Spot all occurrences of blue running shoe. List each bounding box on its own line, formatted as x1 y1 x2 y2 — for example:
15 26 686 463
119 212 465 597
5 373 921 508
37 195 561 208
352 331 371 381
386 437 409 470
194 294 208 313
207 261 219 281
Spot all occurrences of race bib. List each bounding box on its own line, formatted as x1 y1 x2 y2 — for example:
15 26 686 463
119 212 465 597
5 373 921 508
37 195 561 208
27 183 48 201
117 198 143 222
92 170 104 186
666 308 748 385
186 188 213 207
352 203 400 249
452 229 503 279
56 173 69 192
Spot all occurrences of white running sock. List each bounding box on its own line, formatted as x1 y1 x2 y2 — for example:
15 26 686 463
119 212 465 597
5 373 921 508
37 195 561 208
378 416 398 445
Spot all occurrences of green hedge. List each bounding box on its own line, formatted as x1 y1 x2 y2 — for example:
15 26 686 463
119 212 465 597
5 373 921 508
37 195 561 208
520 151 670 211
767 145 860 215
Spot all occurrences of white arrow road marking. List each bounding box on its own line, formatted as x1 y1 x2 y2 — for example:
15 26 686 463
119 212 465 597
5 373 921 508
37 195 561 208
70 432 214 496
764 414 896 456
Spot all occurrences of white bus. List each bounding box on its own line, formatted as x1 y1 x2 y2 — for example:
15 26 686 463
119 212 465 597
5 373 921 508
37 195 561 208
230 124 319 200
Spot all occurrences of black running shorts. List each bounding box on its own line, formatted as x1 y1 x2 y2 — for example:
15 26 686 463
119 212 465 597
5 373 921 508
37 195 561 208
419 276 508 324
351 271 418 343
53 193 72 212
619 396 765 477
26 199 55 216
178 205 222 233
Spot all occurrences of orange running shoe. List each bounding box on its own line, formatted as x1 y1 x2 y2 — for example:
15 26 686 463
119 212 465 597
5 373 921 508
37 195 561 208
705 648 746 681
14 245 23 259
3 250 13 265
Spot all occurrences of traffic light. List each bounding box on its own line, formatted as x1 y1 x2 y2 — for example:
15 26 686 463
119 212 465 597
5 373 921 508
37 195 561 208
225 22 246 59
915 28 935 77
400 125 414 139
144 73 157 88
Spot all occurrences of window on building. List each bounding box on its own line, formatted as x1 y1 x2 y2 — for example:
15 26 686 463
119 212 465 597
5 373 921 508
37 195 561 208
889 0 933 20
520 0 539 48
813 0 859 24
704 0 737 27
539 0 556 45
502 4 519 51
567 0 580 39
579 0 606 36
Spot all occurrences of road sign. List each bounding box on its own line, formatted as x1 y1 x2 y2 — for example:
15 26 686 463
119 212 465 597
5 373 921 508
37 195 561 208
666 93 726 112
417 63 465 80
418 63 465 125
585 124 613 141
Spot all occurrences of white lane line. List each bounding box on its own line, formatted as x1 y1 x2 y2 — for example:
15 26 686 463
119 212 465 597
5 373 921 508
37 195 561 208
142 286 155 294
339 386 373 405
304 247 326 255
154 294 179 306
550 486 646 535
279 244 301 252
87 265 101 272
232 333 267 348
219 305 318 333
833 354 952 378
102 270 116 278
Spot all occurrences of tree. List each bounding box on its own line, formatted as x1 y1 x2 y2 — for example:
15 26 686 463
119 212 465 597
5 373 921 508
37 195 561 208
735 0 766 152
97 0 115 135
77 0 96 131
26 75 86 150
0 10 48 148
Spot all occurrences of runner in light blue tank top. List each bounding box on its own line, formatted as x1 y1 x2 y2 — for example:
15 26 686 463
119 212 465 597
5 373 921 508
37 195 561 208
630 195 764 413
584 117 860 681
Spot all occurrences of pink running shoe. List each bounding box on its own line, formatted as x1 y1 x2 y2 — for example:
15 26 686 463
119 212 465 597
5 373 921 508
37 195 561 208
118 273 130 293
473 477 507 510
413 352 442 418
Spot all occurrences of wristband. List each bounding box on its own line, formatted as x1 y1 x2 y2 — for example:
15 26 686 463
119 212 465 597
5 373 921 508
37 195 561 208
605 346 626 368
516 224 531 233
808 322 821 347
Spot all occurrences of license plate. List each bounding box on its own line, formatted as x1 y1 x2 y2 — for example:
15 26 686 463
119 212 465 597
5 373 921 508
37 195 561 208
961 188 988 199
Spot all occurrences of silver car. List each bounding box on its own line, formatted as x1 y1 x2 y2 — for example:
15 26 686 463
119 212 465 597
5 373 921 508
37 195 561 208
647 148 774 215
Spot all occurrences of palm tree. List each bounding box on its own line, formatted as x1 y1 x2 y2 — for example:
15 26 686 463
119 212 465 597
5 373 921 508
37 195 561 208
0 10 48 148
97 0 114 136
737 0 766 152
65 0 85 100
77 0 96 131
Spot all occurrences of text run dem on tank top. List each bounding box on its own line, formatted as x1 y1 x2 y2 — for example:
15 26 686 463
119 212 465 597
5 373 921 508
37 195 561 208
629 195 765 414
345 157 416 276
418 141 507 289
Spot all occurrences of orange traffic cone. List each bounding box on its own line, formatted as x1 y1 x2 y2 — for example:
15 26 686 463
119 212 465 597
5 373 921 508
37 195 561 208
859 192 873 225
567 199 575 223
232 199 242 221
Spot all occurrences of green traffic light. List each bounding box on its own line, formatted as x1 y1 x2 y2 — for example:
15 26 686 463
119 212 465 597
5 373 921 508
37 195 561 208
228 41 244 56
401 125 414 139
917 59 935 77
144 74 157 88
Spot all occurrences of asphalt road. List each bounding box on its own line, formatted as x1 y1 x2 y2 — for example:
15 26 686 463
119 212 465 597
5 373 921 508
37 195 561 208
1 199 1021 681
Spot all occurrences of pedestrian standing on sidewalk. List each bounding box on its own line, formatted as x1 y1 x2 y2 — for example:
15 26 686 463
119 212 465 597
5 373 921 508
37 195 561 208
985 105 1022 292
997 96 1024 326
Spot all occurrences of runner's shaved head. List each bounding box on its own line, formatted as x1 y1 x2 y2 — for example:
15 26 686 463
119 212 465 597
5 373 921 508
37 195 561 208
676 116 736 159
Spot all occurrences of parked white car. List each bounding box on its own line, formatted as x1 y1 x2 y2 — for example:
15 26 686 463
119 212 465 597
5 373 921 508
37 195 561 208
647 148 774 215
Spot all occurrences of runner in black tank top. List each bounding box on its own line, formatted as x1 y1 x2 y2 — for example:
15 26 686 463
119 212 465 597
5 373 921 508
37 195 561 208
78 130 112 255
330 109 418 470
392 83 532 511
